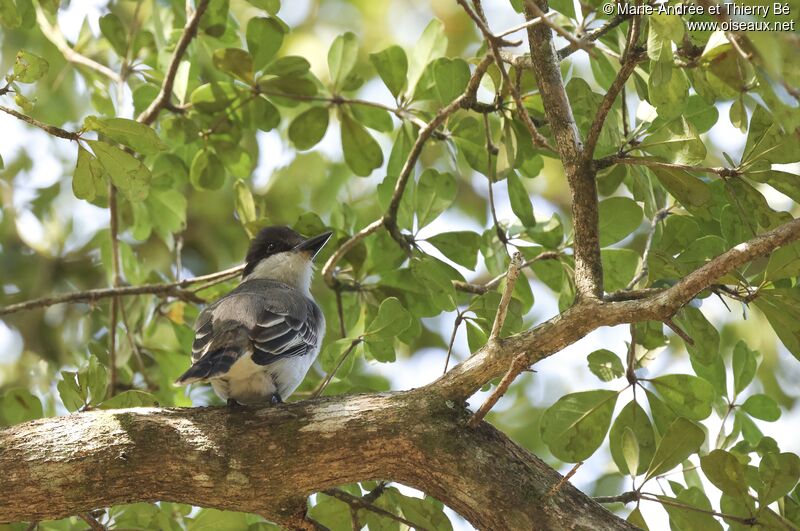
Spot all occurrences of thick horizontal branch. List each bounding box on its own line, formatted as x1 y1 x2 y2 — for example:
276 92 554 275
0 392 635 531
436 217 800 398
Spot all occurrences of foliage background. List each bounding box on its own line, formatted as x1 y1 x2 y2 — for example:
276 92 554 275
0 0 799 529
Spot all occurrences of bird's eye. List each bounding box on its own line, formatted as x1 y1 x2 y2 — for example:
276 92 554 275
267 243 276 252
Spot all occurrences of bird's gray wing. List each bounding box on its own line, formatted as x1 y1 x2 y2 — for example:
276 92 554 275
176 281 322 383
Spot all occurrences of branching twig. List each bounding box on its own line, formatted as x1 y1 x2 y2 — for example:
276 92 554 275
443 311 465 374
625 207 670 290
545 461 584 497
490 253 523 340
322 56 494 287
453 251 559 294
467 352 529 428
0 106 81 141
137 0 210 125
599 155 739 178
322 488 431 531
524 0 592 56
0 266 242 316
584 12 642 160
35 8 121 83
310 339 363 398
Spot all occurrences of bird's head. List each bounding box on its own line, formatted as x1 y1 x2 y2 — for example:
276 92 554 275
242 226 333 292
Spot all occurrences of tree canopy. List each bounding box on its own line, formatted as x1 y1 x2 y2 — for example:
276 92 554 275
1 0 799 530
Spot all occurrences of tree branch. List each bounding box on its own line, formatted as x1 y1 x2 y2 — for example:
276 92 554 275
523 0 603 299
435 217 800 399
0 105 82 141
322 56 493 287
0 393 636 530
0 265 242 316
136 0 210 125
599 155 740 178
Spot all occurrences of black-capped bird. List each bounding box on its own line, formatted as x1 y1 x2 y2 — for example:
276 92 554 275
176 226 332 405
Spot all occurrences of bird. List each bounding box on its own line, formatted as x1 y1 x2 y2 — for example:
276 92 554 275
175 226 333 406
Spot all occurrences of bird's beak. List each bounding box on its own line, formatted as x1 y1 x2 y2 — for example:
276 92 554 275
293 231 333 261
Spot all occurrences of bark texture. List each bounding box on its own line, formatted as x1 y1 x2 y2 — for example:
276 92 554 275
0 391 635 530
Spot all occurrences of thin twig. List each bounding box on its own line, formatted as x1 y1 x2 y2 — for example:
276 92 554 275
584 11 642 160
0 265 242 316
638 493 759 526
663 317 694 346
600 155 739 178
545 461 584 497
137 0 210 125
557 13 630 60
322 488 431 531
79 513 107 531
310 339 362 398
491 252 523 340
35 8 121 83
322 56 494 287
442 311 464 374
594 491 641 504
467 352 529 428
107 184 122 398
625 207 670 290
495 12 556 38
453 251 560 294
524 0 594 56
0 106 82 141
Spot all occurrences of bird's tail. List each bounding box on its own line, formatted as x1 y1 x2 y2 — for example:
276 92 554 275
174 348 241 385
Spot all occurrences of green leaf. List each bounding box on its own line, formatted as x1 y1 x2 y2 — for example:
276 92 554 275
742 394 781 422
586 349 624 382
13 50 48 83
263 56 310 77
600 248 639 292
99 390 159 409
1 388 43 425
369 45 408 98
253 96 280 132
610 401 656 476
212 48 254 82
73 146 108 203
350 104 393 132
640 117 706 166
99 13 127 56
758 452 800 505
660 488 723 531
415 169 456 228
245 0 280 14
247 17 285 71
57 371 85 412
507 172 535 227
288 107 329 150
328 32 358 89
627 507 649 530
77 355 107 405
340 111 383 176
674 306 719 365
598 197 643 246
648 374 714 420
650 166 712 208
84 116 167 155
189 150 226 191
765 241 800 282
432 58 470 103
393 494 452 531
408 19 447 95
645 417 704 481
88 140 151 202
426 231 481 270
622 427 639 478
234 180 257 226
700 449 749 500
200 0 229 37
190 82 240 113
540 390 618 462
365 297 412 338
732 341 758 396
742 105 797 166
754 288 800 361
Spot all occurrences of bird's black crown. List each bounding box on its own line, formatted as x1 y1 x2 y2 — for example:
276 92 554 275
243 226 305 277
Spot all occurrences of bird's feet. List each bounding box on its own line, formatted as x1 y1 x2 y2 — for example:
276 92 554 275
227 398 243 409
270 393 283 405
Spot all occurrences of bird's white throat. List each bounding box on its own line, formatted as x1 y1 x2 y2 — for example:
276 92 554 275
242 252 314 294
